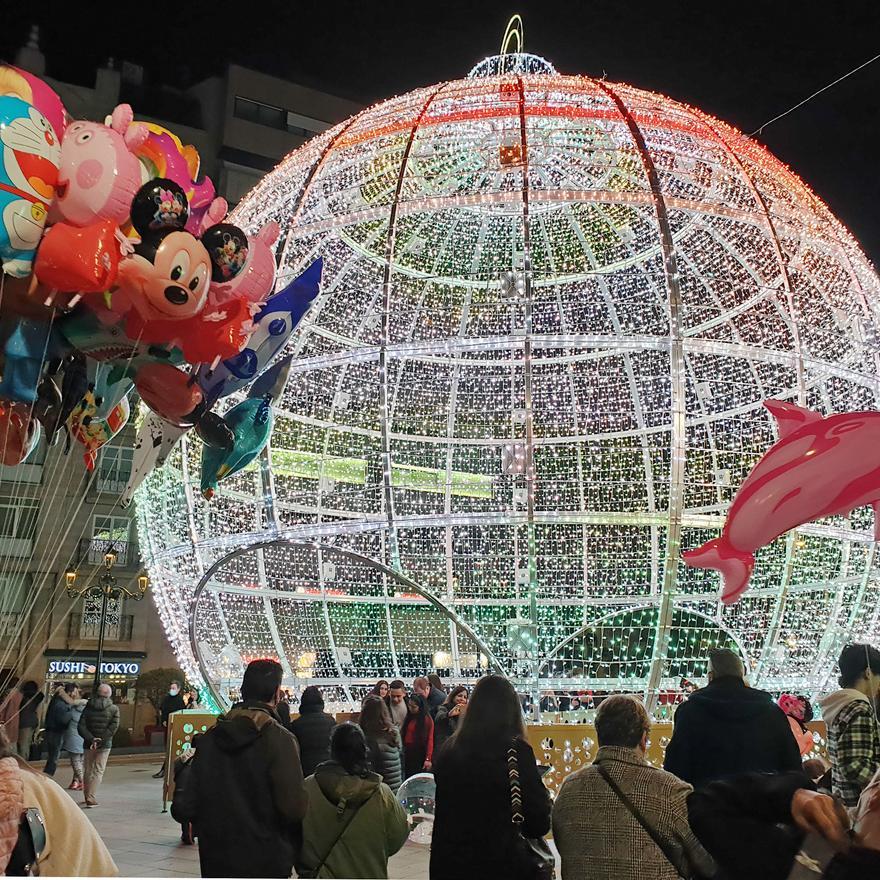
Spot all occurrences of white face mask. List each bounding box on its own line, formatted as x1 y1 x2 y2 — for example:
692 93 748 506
170 687 179 695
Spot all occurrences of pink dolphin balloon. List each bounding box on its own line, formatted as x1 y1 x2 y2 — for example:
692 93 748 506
684 400 880 605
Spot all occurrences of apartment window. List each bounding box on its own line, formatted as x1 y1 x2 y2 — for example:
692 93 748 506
97 445 134 494
0 573 26 635
90 515 131 565
234 96 285 130
0 496 38 556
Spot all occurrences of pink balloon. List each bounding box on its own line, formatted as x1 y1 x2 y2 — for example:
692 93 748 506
49 104 148 227
206 220 279 309
3 66 66 139
684 400 880 604
134 362 202 423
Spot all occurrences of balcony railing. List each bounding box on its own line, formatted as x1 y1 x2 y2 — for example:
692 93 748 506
79 538 138 568
67 613 134 642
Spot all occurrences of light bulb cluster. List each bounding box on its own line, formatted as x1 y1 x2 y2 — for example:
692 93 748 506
136 63 880 708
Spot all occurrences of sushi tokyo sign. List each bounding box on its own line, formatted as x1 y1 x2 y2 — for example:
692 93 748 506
48 660 141 676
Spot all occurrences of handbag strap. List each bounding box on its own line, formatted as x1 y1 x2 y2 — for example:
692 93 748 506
311 789 376 876
595 763 686 878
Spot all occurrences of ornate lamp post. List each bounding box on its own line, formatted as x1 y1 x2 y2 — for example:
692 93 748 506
66 546 149 689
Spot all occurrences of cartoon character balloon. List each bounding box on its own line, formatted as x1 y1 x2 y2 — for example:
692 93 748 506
684 400 880 604
0 95 59 276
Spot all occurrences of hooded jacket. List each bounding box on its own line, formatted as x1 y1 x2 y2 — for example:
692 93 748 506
295 761 407 879
44 689 74 733
77 696 120 749
63 700 87 754
663 676 802 788
819 688 880 807
186 701 308 878
289 703 336 778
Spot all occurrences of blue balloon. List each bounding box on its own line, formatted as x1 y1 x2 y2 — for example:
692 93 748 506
196 258 321 406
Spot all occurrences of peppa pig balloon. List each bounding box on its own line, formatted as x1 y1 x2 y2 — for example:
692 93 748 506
50 103 148 227
0 95 60 277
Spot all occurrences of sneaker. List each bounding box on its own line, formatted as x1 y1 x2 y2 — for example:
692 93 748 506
72 781 83 791
152 770 164 779
84 798 97 807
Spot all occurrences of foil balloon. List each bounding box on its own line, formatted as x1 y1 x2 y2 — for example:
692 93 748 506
684 400 880 604
34 217 120 292
49 104 148 227
134 361 202 423
32 352 88 445
205 221 279 308
0 317 68 403
197 258 322 406
0 66 66 142
133 125 216 233
0 95 60 277
87 359 134 420
199 355 291 499
120 410 187 507
68 390 130 470
0 400 39 465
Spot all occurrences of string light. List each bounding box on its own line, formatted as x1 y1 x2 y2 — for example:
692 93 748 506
136 54 880 708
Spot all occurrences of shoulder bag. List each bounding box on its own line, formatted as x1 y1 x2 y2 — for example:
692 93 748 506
596 762 689 879
507 741 555 880
300 789 377 879
7 808 46 876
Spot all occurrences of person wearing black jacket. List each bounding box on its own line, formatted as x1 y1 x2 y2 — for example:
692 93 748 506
431 675 551 880
174 659 308 878
663 648 801 788
288 685 335 777
688 770 880 879
43 684 77 776
152 681 186 778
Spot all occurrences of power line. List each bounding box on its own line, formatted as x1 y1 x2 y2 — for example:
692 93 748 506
750 50 880 136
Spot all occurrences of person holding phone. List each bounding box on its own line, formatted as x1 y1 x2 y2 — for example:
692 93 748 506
433 686 468 755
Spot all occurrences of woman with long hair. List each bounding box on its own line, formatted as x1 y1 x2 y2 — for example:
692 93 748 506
433 686 468 755
295 723 408 879
359 695 404 790
430 676 551 880
370 680 390 700
400 693 434 778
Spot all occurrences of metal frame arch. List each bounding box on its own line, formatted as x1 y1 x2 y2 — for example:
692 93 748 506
188 538 505 710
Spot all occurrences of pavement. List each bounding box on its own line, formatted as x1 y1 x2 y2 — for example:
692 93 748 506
63 759 430 878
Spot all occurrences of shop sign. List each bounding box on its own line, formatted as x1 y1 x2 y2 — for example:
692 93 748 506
48 660 141 676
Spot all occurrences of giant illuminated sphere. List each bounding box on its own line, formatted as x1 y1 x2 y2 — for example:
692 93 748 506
137 52 880 707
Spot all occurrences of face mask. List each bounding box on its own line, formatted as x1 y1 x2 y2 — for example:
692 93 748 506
170 687 179 695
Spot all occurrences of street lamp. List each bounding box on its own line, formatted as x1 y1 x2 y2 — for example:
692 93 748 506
65 544 149 689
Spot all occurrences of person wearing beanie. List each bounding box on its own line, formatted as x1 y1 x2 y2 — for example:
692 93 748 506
289 686 336 778
778 693 815 757
819 643 880 809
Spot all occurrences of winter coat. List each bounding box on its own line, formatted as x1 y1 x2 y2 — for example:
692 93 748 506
553 745 714 880
402 713 434 778
289 708 336 778
786 714 815 757
688 770 880 880
663 676 802 788
44 690 74 733
430 737 551 880
365 728 403 791
78 695 120 750
432 705 461 755
63 701 87 754
427 687 445 718
19 765 117 876
295 762 408 879
181 701 307 878
17 689 43 730
819 688 880 807
159 691 186 726
0 757 22 875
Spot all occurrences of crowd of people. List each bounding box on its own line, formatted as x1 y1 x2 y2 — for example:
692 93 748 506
0 642 876 877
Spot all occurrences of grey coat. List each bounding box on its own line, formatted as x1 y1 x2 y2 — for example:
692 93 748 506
78 696 120 749
63 701 86 753
366 728 404 792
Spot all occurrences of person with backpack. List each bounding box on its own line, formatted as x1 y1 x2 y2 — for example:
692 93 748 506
295 722 408 879
42 684 77 777
172 659 308 878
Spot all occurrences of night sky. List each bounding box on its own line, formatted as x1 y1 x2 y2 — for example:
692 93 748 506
3 1 880 261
